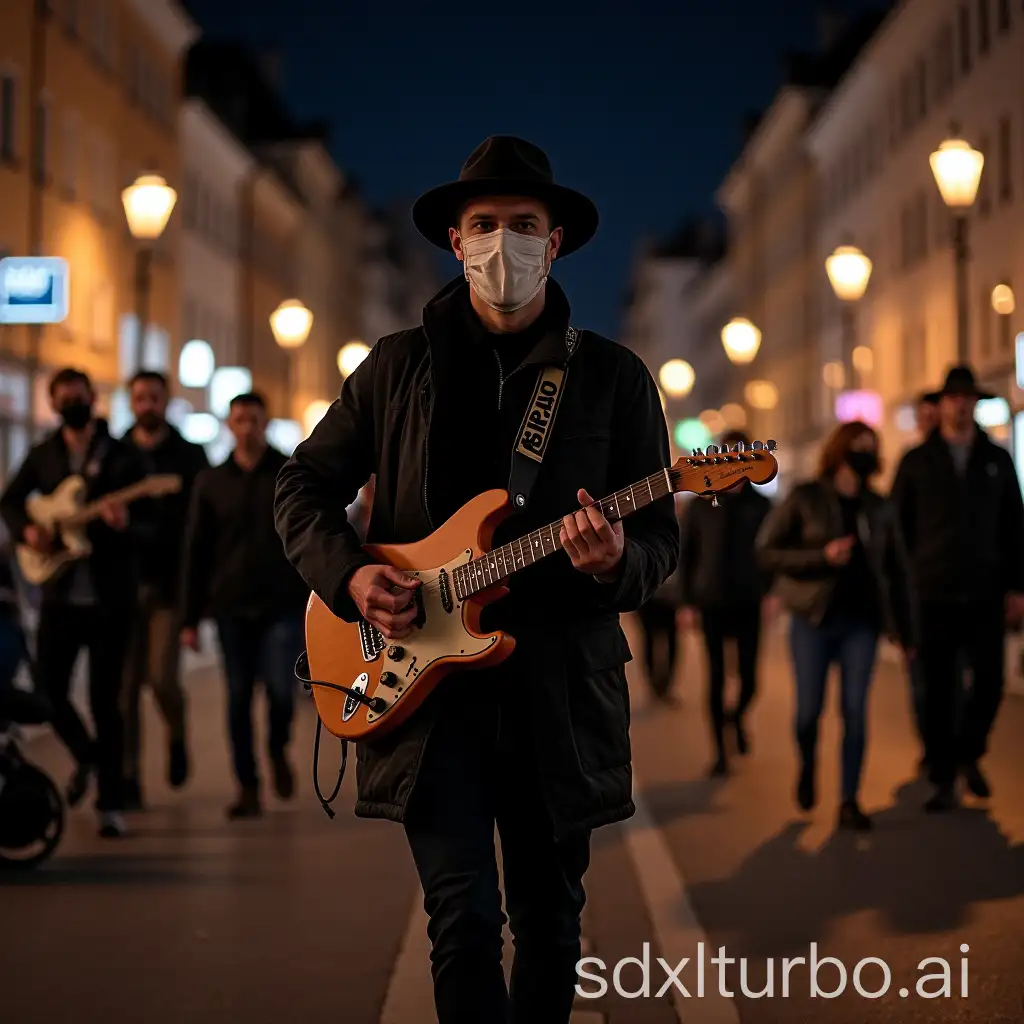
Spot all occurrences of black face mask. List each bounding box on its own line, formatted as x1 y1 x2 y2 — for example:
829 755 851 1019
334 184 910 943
846 450 878 480
136 410 164 432
59 400 92 430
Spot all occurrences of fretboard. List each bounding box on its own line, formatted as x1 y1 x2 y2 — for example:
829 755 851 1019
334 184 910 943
451 468 673 600
66 478 172 527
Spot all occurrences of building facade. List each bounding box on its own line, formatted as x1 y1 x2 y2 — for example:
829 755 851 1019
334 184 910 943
0 0 195 479
177 96 253 419
807 0 1024 484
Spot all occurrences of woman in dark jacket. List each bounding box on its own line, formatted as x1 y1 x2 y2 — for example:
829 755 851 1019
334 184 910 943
756 421 915 831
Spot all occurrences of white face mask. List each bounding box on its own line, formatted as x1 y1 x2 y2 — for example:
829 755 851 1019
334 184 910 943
460 228 552 312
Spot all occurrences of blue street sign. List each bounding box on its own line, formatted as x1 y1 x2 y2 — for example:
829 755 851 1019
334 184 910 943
0 256 70 325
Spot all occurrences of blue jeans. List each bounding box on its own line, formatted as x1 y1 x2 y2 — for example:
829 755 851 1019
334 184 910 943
789 614 879 801
215 611 304 790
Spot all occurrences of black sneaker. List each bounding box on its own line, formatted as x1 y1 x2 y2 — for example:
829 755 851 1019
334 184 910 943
960 762 990 799
226 788 261 820
168 739 189 789
97 811 128 838
838 799 872 831
924 785 958 812
66 763 92 807
796 761 815 811
122 778 143 811
271 753 295 800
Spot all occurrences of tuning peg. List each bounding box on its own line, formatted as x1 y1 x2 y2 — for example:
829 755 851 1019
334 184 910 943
766 439 777 451
707 444 720 455
711 494 719 507
751 440 763 450
691 448 704 457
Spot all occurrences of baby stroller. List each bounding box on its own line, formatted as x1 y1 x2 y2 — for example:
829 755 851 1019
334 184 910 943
0 548 63 870
0 687 64 870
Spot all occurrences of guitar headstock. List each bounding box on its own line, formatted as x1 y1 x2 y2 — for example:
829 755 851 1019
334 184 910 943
670 440 778 500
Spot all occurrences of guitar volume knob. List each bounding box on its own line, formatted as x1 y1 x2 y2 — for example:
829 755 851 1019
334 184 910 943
387 645 404 660
379 671 398 687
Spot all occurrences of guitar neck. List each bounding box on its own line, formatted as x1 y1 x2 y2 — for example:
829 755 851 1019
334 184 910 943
67 480 165 527
451 468 673 600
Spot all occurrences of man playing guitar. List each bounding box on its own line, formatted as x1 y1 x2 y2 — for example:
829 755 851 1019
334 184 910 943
274 136 679 1022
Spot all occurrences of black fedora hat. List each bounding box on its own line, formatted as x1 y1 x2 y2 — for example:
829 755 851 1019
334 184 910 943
412 136 599 258
936 365 994 400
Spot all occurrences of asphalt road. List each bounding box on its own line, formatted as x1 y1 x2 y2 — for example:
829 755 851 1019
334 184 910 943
2 613 1023 1024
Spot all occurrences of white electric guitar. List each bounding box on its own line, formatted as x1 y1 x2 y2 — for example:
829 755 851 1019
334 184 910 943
16 474 182 585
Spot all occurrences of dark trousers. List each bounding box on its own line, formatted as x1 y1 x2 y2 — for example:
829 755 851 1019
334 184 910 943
404 676 591 1024
637 599 678 695
701 604 761 757
789 614 878 801
35 602 130 811
919 599 1005 788
215 611 303 790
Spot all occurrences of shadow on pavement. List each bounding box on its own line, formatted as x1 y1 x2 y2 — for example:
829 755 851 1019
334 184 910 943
682 777 1024 958
0 851 233 887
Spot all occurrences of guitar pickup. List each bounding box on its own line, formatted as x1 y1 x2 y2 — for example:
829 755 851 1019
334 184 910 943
358 619 386 662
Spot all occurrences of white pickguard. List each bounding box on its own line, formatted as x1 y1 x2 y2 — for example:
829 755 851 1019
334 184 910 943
16 478 92 585
361 547 499 725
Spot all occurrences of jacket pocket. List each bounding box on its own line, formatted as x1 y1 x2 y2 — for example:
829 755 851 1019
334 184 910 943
564 623 633 772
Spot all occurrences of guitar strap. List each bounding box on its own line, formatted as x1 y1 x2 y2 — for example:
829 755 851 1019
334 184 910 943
507 325 580 511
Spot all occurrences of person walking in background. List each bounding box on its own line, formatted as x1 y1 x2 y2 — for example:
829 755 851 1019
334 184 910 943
120 371 209 809
891 366 1024 812
637 493 684 703
905 387 940 767
678 431 772 776
915 390 939 440
180 392 310 820
757 421 915 831
0 368 143 838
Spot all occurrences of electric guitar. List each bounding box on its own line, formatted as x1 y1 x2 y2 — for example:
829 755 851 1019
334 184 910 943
16 474 182 585
303 441 778 742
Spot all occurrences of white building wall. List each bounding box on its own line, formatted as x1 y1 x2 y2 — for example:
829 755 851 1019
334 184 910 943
807 0 1024 482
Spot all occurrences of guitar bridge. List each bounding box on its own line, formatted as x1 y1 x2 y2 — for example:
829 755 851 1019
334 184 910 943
358 619 386 662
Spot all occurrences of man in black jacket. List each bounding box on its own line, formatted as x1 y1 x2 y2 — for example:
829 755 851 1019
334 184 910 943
274 137 677 1024
180 392 309 820
892 366 1024 811
0 367 143 837
121 370 209 808
678 430 773 776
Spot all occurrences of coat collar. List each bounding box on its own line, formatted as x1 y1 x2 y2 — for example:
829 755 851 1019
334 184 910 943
421 275 577 371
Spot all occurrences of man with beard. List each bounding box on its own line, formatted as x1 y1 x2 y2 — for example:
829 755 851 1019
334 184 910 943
274 136 678 1023
892 366 1024 810
120 370 209 808
0 368 142 837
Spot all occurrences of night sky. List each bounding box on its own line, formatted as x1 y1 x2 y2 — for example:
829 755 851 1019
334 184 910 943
184 0 879 340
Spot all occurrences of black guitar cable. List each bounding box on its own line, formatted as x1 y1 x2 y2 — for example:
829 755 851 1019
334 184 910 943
293 651 386 819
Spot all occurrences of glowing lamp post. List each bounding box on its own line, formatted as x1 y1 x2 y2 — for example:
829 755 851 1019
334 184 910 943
825 244 872 389
721 317 761 365
658 359 695 399
122 173 176 373
337 340 370 378
270 299 313 349
930 128 984 361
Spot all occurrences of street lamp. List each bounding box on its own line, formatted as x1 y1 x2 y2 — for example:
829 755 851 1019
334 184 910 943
270 299 313 348
337 340 370 378
825 244 872 388
659 358 695 399
744 380 778 411
122 173 176 372
721 317 761 364
930 127 984 362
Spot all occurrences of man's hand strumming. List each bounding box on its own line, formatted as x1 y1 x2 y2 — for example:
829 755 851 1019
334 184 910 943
348 564 421 639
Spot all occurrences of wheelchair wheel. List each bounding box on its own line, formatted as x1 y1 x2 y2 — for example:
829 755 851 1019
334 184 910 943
0 760 65 870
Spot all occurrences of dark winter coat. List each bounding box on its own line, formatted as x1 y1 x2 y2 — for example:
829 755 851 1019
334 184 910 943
274 276 679 840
